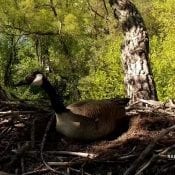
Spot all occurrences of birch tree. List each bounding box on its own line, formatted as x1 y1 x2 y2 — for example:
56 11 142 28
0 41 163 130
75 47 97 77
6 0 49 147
109 0 158 103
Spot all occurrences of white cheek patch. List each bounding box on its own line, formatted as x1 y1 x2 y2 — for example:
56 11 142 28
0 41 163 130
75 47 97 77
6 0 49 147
32 74 43 86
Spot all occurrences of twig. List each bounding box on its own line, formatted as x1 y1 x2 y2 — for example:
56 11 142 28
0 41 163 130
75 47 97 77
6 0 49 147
87 0 105 18
69 167 92 175
167 99 175 108
0 141 12 157
139 99 164 107
102 0 109 16
0 118 12 126
22 169 49 175
19 142 25 174
139 98 175 109
47 161 72 166
11 150 97 159
51 151 97 159
135 154 157 175
31 118 36 149
118 154 137 160
124 124 175 175
133 107 175 117
161 163 175 173
158 109 175 117
135 144 175 174
0 100 51 112
159 144 175 155
125 100 141 110
49 0 57 17
7 142 30 168
40 114 64 174
114 146 137 160
47 156 83 166
21 157 25 174
0 110 36 117
0 126 13 139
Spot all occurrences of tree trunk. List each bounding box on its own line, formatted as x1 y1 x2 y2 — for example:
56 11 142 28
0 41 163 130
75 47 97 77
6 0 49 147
4 35 16 87
35 36 52 72
0 85 8 100
109 0 158 103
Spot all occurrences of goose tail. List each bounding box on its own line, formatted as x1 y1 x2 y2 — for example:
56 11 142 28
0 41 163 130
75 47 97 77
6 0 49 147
111 97 130 106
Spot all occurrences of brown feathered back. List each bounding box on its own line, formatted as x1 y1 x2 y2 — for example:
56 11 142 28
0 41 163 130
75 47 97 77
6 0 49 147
56 98 129 140
66 98 129 120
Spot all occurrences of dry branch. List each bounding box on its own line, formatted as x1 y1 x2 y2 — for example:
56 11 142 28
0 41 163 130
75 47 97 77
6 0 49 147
22 169 49 175
0 98 175 174
50 151 97 159
40 113 62 174
139 99 164 107
0 110 36 117
124 125 175 175
7 142 31 167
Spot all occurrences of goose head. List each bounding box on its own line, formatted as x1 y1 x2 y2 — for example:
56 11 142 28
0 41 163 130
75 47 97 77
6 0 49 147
15 71 66 113
15 71 45 87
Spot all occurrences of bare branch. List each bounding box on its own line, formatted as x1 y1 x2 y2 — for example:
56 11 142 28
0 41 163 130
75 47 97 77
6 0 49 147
49 0 58 17
4 25 60 36
0 110 36 118
102 0 109 16
22 169 49 175
7 142 30 167
87 0 105 19
50 151 97 159
40 114 62 174
139 99 164 107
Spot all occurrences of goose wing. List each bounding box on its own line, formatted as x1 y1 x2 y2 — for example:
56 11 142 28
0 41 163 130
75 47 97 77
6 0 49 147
66 98 129 119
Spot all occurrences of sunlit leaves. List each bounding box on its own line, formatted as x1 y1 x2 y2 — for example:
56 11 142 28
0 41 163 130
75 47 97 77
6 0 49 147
0 0 174 101
78 36 125 100
148 0 175 100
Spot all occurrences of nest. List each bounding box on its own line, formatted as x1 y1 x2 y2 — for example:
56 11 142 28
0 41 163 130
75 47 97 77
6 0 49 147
0 99 175 175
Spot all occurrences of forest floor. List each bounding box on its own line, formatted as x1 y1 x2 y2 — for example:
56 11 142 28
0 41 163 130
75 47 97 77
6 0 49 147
0 99 175 175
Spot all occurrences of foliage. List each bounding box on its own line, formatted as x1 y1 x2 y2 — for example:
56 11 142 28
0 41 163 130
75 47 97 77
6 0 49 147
78 36 125 100
0 0 174 102
149 0 175 100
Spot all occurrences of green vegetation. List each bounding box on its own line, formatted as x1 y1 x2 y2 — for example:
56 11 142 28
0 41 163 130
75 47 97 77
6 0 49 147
0 0 174 102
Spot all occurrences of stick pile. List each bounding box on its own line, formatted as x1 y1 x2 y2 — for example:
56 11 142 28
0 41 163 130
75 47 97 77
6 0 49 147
0 99 175 175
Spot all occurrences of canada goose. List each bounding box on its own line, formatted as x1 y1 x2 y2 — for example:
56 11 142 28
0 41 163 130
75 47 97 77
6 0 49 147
16 71 129 140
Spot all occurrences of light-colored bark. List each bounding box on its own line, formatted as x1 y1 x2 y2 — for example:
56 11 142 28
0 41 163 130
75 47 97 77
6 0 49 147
109 0 158 103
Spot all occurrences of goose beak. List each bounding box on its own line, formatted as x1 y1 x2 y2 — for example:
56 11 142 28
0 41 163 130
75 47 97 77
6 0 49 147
14 79 28 87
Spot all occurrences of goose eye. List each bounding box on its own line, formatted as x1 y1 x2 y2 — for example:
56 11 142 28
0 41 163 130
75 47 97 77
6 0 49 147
31 74 43 86
26 75 35 84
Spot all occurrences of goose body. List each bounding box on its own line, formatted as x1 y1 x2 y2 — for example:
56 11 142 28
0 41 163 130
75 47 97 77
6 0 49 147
56 99 127 140
16 71 129 140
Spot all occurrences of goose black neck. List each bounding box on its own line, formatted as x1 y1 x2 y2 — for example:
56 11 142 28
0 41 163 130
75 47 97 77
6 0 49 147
41 78 67 114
